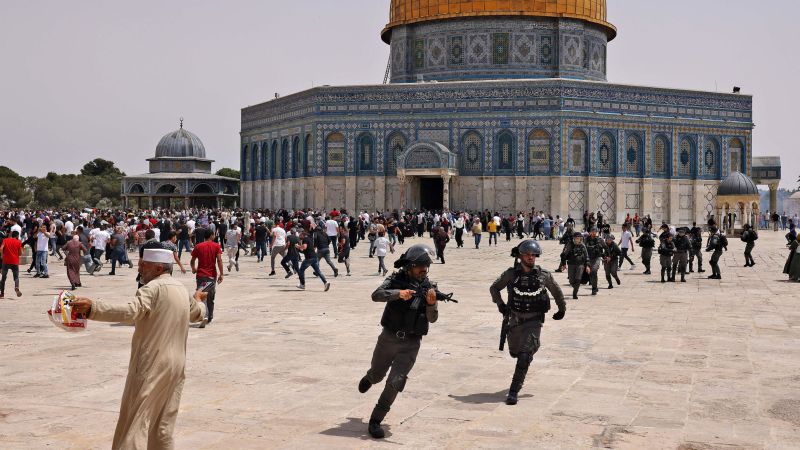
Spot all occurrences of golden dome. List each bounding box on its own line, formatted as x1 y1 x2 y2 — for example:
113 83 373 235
382 0 616 43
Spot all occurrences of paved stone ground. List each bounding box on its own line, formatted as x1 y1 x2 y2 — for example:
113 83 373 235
1 229 799 449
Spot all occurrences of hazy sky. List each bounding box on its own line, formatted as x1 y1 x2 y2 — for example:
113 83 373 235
1 0 797 188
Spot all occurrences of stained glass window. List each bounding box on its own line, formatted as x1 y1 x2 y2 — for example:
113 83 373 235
303 134 311 177
498 131 513 170
463 131 482 173
281 139 290 178
326 133 345 173
679 138 691 177
626 135 640 174
359 133 374 171
270 141 278 179
729 138 743 173
704 139 718 176
598 133 614 173
528 129 550 173
292 137 300 178
654 136 666 175
387 133 406 175
571 130 587 173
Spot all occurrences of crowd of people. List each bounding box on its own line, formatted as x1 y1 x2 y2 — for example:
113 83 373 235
2 203 800 443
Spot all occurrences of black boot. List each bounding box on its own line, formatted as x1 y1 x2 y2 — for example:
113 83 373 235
358 376 372 393
572 286 578 299
681 274 686 282
661 269 666 283
368 419 385 439
505 390 519 405
689 262 694 273
698 265 705 273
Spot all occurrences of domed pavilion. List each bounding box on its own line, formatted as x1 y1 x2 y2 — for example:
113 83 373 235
714 171 761 232
122 120 239 209
239 0 780 225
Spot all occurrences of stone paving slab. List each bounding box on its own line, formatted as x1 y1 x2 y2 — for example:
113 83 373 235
1 230 799 449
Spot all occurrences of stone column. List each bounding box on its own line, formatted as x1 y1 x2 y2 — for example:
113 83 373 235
442 173 451 211
398 172 407 210
184 197 190 209
514 176 527 212
614 178 625 224
769 183 778 215
148 197 154 209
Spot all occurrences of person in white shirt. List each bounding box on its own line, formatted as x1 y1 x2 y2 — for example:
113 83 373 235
269 223 289 276
224 224 241 272
617 224 636 270
34 224 51 278
325 217 339 256
373 231 394 276
90 225 111 273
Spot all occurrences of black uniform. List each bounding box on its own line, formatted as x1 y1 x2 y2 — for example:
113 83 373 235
706 232 727 279
603 240 621 288
672 232 691 282
361 270 446 427
490 265 566 402
556 228 574 272
584 235 607 294
566 240 589 299
635 231 656 274
689 227 704 273
741 227 758 267
658 239 675 282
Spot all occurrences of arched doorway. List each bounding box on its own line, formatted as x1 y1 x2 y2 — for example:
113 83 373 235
396 140 459 210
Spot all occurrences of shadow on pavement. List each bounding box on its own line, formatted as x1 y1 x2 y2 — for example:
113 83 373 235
319 417 394 441
448 390 531 404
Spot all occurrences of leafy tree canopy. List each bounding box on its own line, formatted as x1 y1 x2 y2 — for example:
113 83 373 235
215 167 240 179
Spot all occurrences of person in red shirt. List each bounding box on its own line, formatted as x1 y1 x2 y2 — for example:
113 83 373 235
0 230 24 298
190 229 223 327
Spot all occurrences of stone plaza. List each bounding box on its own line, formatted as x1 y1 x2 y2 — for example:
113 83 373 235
1 229 799 449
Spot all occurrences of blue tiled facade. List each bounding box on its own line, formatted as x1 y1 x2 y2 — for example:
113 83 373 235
240 17 754 226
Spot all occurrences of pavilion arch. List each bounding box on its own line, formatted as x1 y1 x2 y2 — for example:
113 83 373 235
128 183 145 194
192 183 215 194
156 183 179 194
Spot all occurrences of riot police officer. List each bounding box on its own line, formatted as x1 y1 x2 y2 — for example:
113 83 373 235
672 227 691 282
584 227 608 295
658 234 675 283
490 240 566 405
561 233 590 299
741 223 758 267
635 226 656 275
706 226 727 279
358 244 452 439
688 223 705 273
555 223 574 273
603 234 621 288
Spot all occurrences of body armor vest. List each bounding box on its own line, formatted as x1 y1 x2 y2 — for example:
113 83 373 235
506 268 551 313
585 237 604 259
380 272 431 336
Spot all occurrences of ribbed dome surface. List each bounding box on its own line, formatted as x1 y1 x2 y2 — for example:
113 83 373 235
155 127 206 159
718 171 759 196
382 0 616 42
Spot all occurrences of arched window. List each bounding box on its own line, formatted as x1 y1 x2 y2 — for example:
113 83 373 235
597 132 615 174
462 131 482 173
497 131 514 171
357 133 375 171
260 142 268 180
654 136 668 175
303 134 312 177
704 138 719 177
292 136 300 178
270 141 278 179
527 129 550 174
729 138 743 173
678 138 693 177
250 145 258 181
281 139 290 179
625 135 641 175
386 132 406 176
570 129 588 174
241 145 249 180
325 132 345 174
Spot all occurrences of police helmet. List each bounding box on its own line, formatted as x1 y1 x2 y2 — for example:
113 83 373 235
394 244 436 269
511 239 542 258
605 234 615 241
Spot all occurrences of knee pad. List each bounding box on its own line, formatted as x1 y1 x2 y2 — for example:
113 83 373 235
388 374 408 392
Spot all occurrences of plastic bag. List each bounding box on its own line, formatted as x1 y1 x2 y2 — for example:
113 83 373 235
47 291 87 332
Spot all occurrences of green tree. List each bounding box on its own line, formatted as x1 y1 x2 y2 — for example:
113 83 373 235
0 166 32 207
80 158 125 177
215 167 240 179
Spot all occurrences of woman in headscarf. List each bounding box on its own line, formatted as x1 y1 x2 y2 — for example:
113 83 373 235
63 232 88 290
783 234 800 282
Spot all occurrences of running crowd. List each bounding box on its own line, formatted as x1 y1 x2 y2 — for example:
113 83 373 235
1 207 799 300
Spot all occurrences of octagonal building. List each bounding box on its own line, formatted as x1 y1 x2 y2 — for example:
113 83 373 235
240 0 758 225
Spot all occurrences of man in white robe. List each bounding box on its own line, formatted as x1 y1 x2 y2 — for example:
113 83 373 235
72 248 206 449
